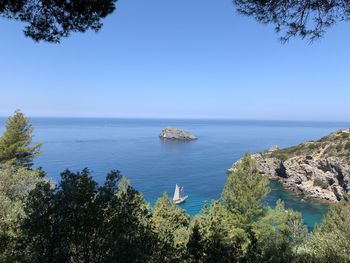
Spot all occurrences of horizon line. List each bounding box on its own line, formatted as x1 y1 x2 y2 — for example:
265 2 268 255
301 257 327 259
0 115 350 124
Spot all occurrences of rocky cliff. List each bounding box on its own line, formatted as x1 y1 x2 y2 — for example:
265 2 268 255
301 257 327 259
228 129 350 202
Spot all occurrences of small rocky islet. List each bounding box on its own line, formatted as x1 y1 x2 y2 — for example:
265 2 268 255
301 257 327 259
159 127 197 141
229 128 350 203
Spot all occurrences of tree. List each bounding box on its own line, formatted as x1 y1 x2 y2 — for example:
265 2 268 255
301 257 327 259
17 181 58 263
221 152 270 223
0 163 43 261
2 0 348 43
187 221 205 263
19 168 154 263
251 200 307 263
0 110 41 167
151 193 190 262
101 177 155 262
0 0 116 43
19 169 102 262
233 0 350 42
195 201 249 263
301 197 350 262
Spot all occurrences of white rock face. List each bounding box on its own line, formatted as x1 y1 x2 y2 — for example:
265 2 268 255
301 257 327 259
159 127 197 141
229 150 350 203
228 129 350 203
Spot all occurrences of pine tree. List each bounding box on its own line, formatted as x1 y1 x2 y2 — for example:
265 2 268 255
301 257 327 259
102 177 155 262
302 197 350 262
221 152 270 223
251 200 307 263
0 110 41 167
151 193 190 262
187 222 204 263
196 201 249 263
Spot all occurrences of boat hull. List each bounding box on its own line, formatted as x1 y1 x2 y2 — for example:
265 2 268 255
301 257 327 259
174 195 188 204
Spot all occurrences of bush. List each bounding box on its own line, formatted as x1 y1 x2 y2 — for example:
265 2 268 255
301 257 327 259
307 143 318 151
336 144 343 152
313 178 329 189
271 146 302 161
341 132 349 139
344 142 350 150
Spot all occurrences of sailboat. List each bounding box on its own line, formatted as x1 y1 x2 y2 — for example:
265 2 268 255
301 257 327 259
173 184 188 204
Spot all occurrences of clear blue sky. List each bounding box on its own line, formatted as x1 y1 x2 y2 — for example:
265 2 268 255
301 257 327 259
1 0 349 121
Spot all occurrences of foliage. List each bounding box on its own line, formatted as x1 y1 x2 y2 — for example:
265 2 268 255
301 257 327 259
0 110 41 167
271 144 307 161
222 152 270 223
345 141 350 150
194 201 249 262
0 163 43 261
151 192 190 262
103 177 155 262
336 143 343 152
0 0 116 43
186 221 205 263
1 0 349 43
2 111 350 262
251 200 307 263
19 169 154 263
270 129 350 163
302 198 350 262
313 178 329 189
233 0 350 42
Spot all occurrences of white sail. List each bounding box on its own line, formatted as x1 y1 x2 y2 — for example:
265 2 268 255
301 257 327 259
173 184 180 200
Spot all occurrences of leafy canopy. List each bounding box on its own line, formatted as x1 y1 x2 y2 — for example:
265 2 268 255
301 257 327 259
222 152 270 222
252 200 307 263
151 192 190 261
233 0 350 42
0 163 43 260
2 0 349 42
0 0 116 43
20 168 154 263
302 197 350 262
195 201 249 262
2 110 350 262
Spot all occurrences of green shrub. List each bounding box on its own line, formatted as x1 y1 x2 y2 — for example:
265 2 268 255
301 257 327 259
341 132 349 139
313 178 329 189
336 144 343 152
345 142 350 150
271 145 302 161
308 143 318 151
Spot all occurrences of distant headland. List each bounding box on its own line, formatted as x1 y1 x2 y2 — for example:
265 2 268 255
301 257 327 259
229 129 350 203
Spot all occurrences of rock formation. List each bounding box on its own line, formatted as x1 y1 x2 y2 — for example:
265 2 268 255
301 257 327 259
228 129 350 202
159 127 197 141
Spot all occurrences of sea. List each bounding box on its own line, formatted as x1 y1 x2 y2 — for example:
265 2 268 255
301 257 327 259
1 118 350 229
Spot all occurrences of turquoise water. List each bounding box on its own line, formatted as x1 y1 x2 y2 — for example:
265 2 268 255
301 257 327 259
1 118 349 228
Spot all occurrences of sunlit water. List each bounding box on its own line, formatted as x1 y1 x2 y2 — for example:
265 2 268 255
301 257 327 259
1 118 349 228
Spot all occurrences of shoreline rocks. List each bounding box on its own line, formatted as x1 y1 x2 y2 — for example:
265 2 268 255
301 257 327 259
159 127 197 141
228 129 350 203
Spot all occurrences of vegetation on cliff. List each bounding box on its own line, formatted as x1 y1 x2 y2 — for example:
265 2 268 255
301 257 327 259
235 129 350 202
269 129 350 162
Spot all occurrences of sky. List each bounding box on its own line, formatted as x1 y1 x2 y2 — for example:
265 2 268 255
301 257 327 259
0 0 349 121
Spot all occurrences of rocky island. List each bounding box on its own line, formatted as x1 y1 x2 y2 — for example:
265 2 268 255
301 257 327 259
229 129 350 202
159 127 197 141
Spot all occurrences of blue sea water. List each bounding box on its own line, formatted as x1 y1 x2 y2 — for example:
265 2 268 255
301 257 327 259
1 118 350 228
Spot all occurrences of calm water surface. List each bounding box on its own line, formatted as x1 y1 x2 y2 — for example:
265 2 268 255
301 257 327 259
1 118 350 228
